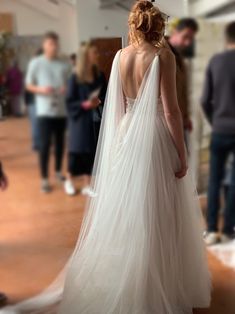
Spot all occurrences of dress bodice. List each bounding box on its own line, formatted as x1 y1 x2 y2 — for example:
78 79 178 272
125 97 136 113
125 96 164 115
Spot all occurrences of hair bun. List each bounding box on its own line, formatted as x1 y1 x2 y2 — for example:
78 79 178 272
136 0 153 11
128 1 165 45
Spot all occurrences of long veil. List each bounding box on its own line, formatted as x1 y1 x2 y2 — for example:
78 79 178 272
1 50 210 314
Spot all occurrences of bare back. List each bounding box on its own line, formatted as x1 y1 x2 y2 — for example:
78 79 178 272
119 44 161 100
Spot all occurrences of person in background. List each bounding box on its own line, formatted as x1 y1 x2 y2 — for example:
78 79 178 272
24 48 43 151
167 18 199 142
70 53 77 73
6 61 23 117
0 161 8 307
26 32 68 193
64 41 107 196
202 22 235 245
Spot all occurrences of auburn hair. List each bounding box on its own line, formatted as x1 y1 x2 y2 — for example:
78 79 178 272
128 1 165 46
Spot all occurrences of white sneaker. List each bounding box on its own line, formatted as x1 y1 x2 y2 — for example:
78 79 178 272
204 232 220 246
64 180 76 196
81 186 97 197
220 234 233 244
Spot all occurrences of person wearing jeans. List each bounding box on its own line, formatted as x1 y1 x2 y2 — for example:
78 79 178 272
38 118 66 180
207 135 235 236
202 22 235 245
26 32 68 193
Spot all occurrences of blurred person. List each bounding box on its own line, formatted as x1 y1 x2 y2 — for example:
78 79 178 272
26 32 68 193
167 18 199 142
70 53 77 73
6 61 23 117
0 2 211 313
202 22 235 245
25 48 43 151
64 42 107 196
0 161 8 308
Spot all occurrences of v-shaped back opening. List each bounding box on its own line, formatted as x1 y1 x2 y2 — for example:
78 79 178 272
119 50 160 104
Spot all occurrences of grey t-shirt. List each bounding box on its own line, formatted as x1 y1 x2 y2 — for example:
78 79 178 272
26 55 69 118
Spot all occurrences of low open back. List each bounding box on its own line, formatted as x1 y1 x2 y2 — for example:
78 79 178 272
119 47 162 102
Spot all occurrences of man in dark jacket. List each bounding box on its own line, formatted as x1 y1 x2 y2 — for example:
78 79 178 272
0 161 8 307
167 18 199 135
202 22 235 245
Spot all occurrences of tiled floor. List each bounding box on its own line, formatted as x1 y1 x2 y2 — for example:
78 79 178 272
0 118 235 313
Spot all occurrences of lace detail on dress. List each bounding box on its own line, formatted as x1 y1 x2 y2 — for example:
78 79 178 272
125 96 164 115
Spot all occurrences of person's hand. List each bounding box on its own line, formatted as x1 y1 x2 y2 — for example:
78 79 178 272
39 86 54 96
90 97 101 108
175 154 188 179
0 173 8 191
82 97 101 110
184 118 193 132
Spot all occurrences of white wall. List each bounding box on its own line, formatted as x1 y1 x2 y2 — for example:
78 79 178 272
76 0 188 46
76 0 129 45
0 0 79 54
189 0 235 16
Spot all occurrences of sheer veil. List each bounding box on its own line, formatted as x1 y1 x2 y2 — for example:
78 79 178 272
0 49 210 314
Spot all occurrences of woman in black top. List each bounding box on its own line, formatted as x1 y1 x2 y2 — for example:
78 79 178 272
64 41 107 196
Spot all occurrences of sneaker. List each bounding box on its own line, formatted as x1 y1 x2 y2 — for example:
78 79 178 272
81 186 97 198
55 172 65 184
41 180 52 193
204 232 220 246
221 234 234 244
64 180 77 196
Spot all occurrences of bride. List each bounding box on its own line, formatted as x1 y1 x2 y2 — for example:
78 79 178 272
2 1 211 313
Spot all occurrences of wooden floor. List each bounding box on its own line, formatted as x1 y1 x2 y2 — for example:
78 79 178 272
0 118 235 313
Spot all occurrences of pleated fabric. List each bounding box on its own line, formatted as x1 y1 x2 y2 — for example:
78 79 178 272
0 51 211 314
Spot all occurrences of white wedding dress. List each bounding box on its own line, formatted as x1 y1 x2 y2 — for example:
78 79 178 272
1 50 211 314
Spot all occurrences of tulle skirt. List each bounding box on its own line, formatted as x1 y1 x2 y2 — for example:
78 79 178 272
58 110 211 314
0 54 211 314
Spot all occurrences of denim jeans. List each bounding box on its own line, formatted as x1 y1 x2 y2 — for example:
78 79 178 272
207 133 235 235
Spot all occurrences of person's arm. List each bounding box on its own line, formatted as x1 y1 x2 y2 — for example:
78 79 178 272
201 60 214 124
25 59 54 96
160 49 187 179
0 161 8 191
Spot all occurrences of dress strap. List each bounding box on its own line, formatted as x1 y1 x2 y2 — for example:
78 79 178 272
155 48 163 57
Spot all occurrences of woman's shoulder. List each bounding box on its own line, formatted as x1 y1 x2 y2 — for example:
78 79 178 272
158 46 175 66
158 45 174 58
120 44 173 58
